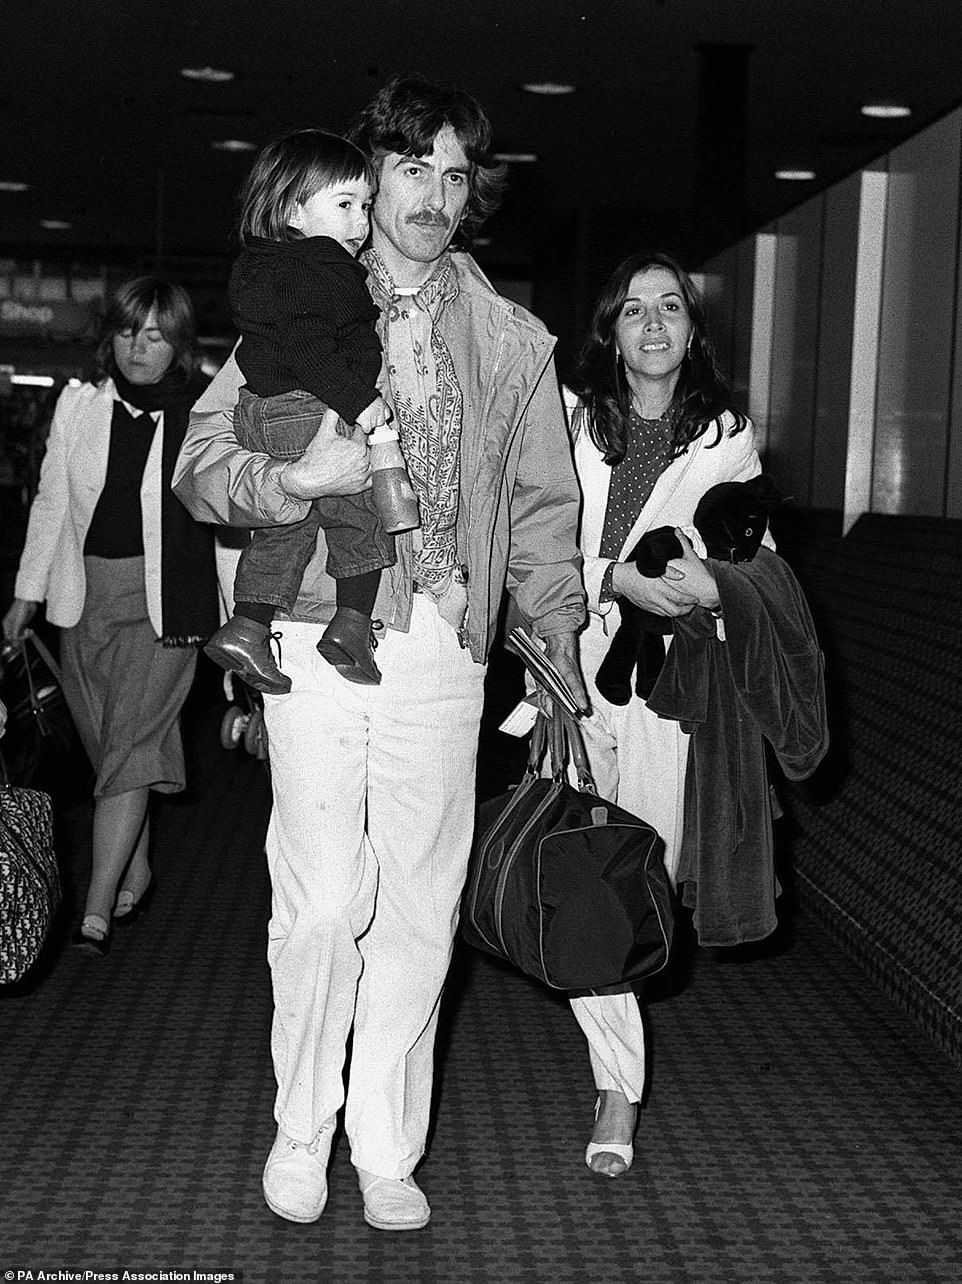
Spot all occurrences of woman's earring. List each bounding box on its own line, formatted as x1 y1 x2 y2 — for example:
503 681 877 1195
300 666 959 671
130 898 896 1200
686 333 694 358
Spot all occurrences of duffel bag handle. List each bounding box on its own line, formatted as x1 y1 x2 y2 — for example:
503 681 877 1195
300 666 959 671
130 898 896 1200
557 706 599 794
22 630 64 686
529 704 599 794
548 704 567 780
525 706 549 775
2 631 64 714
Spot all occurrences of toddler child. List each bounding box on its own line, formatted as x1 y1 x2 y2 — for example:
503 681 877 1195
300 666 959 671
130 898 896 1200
204 128 409 693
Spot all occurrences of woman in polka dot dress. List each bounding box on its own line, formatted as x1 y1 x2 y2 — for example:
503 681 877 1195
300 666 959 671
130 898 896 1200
564 251 768 1178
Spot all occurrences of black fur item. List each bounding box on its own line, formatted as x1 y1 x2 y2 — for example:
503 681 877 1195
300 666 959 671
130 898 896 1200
594 475 781 705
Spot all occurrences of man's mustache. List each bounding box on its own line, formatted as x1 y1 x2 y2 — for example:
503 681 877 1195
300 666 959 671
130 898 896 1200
407 211 451 229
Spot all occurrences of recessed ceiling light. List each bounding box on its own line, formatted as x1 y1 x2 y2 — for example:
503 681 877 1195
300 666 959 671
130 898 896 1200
0 181 29 192
211 139 257 153
494 152 538 164
521 81 576 96
861 103 911 119
40 219 72 229
181 66 235 83
775 169 816 181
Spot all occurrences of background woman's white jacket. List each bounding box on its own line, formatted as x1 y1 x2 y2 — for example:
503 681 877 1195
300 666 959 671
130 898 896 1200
14 379 167 635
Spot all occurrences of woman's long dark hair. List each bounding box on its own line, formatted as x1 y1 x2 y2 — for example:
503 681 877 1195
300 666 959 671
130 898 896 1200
570 250 749 465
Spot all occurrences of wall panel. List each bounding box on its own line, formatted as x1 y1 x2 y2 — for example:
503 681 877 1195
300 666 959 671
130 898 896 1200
948 177 962 521
844 168 889 533
696 243 738 381
748 230 777 456
873 109 961 515
732 235 757 408
812 171 862 512
767 197 824 504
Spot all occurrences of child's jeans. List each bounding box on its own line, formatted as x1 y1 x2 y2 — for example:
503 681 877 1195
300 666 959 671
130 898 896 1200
233 387 394 613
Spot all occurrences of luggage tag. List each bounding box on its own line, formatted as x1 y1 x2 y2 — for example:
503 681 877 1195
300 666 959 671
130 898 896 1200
498 697 540 737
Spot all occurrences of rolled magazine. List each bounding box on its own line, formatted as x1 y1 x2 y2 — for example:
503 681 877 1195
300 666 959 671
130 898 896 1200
504 626 582 717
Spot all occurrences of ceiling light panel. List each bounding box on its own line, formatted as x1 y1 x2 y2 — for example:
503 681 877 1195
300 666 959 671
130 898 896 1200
521 82 576 95
861 103 912 119
181 66 235 83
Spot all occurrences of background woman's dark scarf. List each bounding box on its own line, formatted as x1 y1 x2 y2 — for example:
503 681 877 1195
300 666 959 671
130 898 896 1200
112 367 219 647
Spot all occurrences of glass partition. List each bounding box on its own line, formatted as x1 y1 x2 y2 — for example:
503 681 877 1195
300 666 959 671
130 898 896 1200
698 105 962 520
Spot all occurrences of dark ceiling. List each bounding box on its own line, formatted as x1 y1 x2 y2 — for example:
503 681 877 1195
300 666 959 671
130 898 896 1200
3 0 960 290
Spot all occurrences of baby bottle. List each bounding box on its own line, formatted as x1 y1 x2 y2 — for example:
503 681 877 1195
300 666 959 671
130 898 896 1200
368 426 420 534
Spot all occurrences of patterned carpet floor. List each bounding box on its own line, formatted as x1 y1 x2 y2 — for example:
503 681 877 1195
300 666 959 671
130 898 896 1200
771 511 962 1070
2 669 961 1284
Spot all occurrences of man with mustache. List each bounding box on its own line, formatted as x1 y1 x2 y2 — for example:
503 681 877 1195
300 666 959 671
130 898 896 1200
174 73 587 1232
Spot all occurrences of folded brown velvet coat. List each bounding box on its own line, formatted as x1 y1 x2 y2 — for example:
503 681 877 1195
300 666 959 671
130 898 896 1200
646 547 829 947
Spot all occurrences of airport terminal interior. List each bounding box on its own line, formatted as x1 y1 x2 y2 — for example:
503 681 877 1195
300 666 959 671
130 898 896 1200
2 3 962 1281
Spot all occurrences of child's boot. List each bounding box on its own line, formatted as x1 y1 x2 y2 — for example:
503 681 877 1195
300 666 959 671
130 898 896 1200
316 607 381 685
204 617 292 695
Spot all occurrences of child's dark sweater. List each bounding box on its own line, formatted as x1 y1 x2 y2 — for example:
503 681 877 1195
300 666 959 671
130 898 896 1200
230 235 382 426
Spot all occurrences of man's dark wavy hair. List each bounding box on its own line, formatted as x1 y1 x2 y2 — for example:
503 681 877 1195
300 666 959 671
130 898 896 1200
570 250 749 466
348 73 507 247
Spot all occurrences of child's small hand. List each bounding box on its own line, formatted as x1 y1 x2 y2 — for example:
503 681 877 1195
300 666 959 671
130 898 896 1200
356 395 392 434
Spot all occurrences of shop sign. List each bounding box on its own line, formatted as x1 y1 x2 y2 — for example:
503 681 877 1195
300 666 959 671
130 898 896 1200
0 298 95 337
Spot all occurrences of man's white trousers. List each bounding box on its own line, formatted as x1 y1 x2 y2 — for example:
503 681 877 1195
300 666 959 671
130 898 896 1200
262 597 485 1178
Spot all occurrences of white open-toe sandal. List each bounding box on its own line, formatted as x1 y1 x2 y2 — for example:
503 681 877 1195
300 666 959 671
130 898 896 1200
585 1096 635 1177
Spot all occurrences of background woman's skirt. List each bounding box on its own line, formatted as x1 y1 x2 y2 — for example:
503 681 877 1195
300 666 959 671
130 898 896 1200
60 556 197 799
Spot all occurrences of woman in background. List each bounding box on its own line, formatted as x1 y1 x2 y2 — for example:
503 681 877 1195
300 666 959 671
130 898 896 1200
566 251 765 1176
2 276 217 956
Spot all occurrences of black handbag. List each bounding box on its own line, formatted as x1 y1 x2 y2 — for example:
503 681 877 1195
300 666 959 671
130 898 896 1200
461 706 674 991
0 631 92 804
0 762 60 984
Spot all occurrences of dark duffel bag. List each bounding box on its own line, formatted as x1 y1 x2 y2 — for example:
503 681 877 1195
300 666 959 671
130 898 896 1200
0 632 92 805
461 706 674 991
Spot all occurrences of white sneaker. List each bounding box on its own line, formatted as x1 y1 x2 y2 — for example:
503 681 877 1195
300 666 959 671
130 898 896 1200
262 1124 334 1223
357 1168 431 1231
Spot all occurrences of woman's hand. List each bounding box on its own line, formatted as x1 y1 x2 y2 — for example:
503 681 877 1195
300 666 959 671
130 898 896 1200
2 597 38 643
280 405 372 501
610 530 719 615
665 530 720 611
611 558 699 616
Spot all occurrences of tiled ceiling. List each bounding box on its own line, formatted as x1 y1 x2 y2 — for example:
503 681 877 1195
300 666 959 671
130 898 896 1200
3 0 960 272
